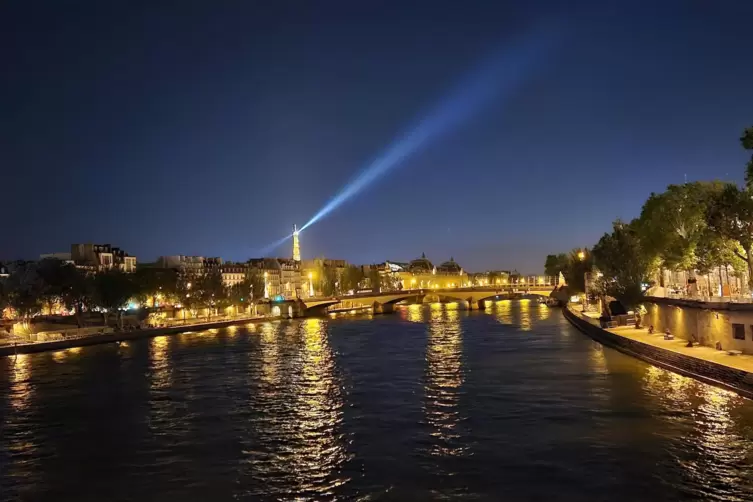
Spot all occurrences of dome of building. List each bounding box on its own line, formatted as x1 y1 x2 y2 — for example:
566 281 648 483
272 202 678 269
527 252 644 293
408 253 434 274
438 257 462 274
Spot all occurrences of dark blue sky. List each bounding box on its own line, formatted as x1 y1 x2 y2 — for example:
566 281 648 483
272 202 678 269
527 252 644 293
3 1 752 272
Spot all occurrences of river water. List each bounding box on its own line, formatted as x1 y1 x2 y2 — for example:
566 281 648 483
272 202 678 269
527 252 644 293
2 300 753 501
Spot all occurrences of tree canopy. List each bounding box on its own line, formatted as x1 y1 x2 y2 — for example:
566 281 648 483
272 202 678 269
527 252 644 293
591 220 654 308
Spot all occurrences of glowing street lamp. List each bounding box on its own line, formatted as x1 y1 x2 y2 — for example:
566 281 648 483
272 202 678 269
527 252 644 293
577 250 585 261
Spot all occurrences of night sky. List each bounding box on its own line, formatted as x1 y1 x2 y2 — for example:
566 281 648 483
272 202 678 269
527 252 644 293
3 1 752 272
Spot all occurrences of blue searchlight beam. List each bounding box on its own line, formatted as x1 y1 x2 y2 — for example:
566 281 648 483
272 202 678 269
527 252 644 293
299 25 559 232
254 233 293 257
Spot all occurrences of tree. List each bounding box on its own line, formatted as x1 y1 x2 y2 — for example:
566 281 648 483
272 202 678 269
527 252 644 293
36 258 69 315
176 273 199 321
695 230 742 296
381 273 402 292
544 253 569 277
742 126 753 189
591 220 653 308
246 269 266 301
133 267 178 309
487 271 500 286
559 248 592 294
706 183 753 290
196 269 226 320
367 268 382 292
5 261 43 323
319 266 338 296
228 280 252 315
637 182 725 273
59 264 90 327
91 269 136 328
341 266 364 293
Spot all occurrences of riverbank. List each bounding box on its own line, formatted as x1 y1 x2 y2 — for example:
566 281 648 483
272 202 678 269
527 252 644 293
564 305 753 399
0 316 269 357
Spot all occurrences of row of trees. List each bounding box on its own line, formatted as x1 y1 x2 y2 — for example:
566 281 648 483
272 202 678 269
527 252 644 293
546 125 753 308
0 259 269 329
313 264 402 296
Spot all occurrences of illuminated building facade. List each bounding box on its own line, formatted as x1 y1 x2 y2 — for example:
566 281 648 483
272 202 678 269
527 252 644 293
393 254 468 290
221 263 247 287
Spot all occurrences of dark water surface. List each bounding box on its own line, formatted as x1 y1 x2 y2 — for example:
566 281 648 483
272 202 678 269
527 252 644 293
2 300 753 501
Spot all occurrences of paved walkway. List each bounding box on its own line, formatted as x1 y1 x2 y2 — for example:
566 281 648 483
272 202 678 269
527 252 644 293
572 307 753 373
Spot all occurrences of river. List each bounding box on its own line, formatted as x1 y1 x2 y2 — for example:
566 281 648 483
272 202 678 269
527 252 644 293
2 300 753 501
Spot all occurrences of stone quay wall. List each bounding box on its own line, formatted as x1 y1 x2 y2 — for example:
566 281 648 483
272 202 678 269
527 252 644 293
0 317 266 357
643 297 753 354
564 307 753 399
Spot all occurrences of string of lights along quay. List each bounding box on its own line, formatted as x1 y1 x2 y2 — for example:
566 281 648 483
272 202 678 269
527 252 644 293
3 303 753 500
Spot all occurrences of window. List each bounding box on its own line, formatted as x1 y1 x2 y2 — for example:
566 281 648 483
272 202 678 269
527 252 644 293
733 324 745 340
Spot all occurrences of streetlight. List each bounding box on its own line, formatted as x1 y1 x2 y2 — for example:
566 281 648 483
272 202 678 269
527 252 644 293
577 250 585 261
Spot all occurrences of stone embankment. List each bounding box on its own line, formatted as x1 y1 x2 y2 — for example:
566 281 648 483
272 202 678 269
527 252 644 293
0 316 267 357
564 306 753 399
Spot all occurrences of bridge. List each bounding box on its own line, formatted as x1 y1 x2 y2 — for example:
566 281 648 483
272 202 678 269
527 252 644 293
300 285 559 316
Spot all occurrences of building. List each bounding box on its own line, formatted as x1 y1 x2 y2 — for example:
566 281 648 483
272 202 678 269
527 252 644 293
300 258 350 297
157 255 223 277
394 254 469 290
221 263 247 287
278 258 302 298
71 243 136 272
248 258 281 298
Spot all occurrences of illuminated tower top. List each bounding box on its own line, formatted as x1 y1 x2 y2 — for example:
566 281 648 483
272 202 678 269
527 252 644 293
292 225 301 261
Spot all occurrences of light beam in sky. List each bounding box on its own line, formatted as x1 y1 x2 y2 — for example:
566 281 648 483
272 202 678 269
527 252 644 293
254 233 292 257
299 23 560 232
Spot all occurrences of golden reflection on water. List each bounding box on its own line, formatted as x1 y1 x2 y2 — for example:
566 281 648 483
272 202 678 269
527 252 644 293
491 299 513 325
519 299 532 331
406 303 425 323
259 322 280 385
245 318 349 498
588 342 608 376
8 354 33 412
641 363 753 487
51 346 83 364
424 304 466 458
149 336 172 392
538 302 550 321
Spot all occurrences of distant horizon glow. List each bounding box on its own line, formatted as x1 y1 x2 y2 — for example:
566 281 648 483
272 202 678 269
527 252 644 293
299 23 560 233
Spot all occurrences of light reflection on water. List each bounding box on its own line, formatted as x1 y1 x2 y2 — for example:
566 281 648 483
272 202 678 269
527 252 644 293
424 304 467 460
641 364 753 498
2 302 753 500
240 318 349 500
518 298 532 331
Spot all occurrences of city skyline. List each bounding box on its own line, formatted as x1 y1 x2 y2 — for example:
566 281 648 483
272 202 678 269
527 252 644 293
3 1 753 271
